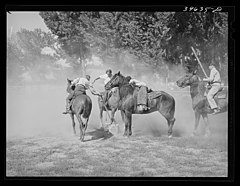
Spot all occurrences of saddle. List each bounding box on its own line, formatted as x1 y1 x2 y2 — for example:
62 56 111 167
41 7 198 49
134 87 162 108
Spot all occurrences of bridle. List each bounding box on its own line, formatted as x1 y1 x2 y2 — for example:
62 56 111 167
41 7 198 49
181 74 200 87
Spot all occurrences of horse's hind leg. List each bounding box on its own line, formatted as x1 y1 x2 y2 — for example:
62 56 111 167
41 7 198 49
99 107 104 128
192 111 200 136
158 110 175 138
82 117 89 141
76 114 84 141
70 113 76 135
201 113 211 137
167 117 175 138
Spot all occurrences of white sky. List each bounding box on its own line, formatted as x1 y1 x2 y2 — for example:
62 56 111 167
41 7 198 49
7 11 50 35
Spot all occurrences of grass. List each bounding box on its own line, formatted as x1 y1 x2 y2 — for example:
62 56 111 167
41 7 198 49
6 128 228 177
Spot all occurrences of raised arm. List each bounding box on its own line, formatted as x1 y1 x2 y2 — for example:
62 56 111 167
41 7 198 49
203 69 215 82
92 77 100 84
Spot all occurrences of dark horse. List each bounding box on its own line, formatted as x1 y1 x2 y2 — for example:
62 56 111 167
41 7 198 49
66 79 92 141
97 87 120 128
105 72 176 138
176 71 228 137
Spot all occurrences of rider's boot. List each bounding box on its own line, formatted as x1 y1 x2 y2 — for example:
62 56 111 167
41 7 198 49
62 102 72 114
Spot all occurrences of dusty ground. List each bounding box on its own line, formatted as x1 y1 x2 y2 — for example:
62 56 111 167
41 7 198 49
6 126 227 177
6 85 228 177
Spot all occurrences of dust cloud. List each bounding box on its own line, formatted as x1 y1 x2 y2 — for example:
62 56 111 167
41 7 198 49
7 52 228 148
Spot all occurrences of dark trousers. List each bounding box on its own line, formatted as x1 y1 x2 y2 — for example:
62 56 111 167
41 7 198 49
137 86 148 106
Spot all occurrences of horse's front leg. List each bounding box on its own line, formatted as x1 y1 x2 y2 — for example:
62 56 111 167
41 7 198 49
128 113 132 136
121 111 128 136
110 109 117 125
202 113 211 137
192 111 200 136
124 111 132 137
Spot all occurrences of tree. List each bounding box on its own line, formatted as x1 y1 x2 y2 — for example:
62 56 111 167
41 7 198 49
7 28 62 84
164 12 228 80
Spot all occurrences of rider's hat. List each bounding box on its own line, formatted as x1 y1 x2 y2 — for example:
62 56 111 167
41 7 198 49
209 61 215 67
85 74 91 80
106 69 112 74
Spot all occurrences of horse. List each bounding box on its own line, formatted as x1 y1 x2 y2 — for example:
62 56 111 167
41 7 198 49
105 71 176 138
97 87 120 128
176 71 228 137
66 79 92 141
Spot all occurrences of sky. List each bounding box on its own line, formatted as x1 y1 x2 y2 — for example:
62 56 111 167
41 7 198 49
7 11 50 35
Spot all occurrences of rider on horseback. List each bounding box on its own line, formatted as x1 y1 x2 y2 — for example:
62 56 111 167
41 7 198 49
92 69 113 106
63 75 97 114
203 62 221 114
126 76 150 111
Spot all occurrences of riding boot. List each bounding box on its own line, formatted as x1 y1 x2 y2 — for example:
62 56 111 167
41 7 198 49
62 101 72 114
137 105 144 112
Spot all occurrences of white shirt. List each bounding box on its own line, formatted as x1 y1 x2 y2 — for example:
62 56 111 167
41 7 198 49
129 79 146 87
206 67 221 83
99 74 111 85
71 77 93 89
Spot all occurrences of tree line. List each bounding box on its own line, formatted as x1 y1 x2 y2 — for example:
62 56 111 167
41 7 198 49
7 11 228 85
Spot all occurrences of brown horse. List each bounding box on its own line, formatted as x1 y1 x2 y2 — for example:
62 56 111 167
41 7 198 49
97 87 120 128
105 72 176 138
66 79 92 141
176 71 228 137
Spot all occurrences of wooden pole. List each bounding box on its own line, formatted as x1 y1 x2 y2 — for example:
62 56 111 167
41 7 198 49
191 46 208 78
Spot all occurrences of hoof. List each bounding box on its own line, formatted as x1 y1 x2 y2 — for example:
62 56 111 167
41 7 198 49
168 135 173 139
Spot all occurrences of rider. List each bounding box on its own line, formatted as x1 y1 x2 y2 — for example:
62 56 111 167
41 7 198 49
63 74 97 114
126 76 150 111
92 69 113 105
203 62 221 114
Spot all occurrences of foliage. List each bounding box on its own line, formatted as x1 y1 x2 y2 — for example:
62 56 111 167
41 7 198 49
39 11 228 82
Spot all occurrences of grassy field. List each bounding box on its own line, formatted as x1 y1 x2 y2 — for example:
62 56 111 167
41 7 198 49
6 126 227 177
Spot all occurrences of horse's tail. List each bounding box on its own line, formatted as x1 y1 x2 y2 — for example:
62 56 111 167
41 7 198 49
159 91 176 120
81 96 92 119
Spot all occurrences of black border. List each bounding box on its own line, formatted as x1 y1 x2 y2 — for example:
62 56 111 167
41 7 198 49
3 4 236 183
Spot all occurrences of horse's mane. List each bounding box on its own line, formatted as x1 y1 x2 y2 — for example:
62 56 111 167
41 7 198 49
190 75 206 97
117 73 135 98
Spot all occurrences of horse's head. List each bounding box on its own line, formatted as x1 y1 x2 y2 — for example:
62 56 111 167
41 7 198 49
66 78 74 93
105 71 127 90
176 70 200 88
